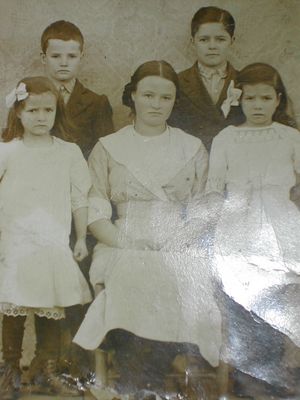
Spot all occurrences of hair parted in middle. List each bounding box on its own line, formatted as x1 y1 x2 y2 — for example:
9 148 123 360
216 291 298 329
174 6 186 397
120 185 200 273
122 60 180 114
2 76 75 142
236 62 296 128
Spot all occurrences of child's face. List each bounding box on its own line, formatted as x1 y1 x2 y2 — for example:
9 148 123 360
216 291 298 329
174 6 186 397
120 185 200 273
241 83 280 127
131 76 176 129
41 39 83 83
18 92 57 137
192 22 233 68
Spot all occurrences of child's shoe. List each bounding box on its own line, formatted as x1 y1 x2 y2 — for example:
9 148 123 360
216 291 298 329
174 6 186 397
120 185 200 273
0 362 21 400
32 358 83 396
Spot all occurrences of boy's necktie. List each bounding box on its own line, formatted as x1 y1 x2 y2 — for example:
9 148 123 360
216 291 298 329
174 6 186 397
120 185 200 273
199 64 227 104
59 85 68 104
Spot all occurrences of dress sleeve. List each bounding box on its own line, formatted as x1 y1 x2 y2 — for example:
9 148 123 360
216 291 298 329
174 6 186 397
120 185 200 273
88 141 112 225
0 141 15 180
191 142 209 199
205 131 228 194
70 144 91 212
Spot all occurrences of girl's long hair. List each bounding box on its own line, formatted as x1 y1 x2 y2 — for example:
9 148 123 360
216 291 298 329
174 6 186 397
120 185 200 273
236 63 296 128
2 76 75 142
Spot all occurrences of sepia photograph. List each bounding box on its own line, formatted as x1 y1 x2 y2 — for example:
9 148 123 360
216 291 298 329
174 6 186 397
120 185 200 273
0 1 300 399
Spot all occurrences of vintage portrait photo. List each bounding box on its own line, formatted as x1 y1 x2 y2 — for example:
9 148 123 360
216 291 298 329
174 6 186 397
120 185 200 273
0 0 299 399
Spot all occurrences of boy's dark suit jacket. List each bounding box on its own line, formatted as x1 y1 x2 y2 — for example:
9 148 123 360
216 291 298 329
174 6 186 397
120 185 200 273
65 80 114 159
169 62 244 152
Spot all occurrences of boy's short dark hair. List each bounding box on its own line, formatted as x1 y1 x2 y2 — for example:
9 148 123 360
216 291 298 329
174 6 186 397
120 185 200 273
41 20 84 53
191 6 235 38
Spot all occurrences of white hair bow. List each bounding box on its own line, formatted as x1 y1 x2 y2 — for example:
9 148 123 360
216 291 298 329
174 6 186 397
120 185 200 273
5 82 29 108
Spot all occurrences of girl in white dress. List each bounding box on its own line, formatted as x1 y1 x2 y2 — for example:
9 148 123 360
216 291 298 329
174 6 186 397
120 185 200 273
0 77 92 399
74 60 222 399
206 63 300 398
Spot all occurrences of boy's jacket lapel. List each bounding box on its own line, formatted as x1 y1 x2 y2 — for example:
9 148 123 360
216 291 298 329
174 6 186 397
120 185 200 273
66 80 92 117
180 63 214 114
180 62 238 118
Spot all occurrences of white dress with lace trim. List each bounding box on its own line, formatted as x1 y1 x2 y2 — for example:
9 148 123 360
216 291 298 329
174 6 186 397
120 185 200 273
206 122 300 346
0 138 92 310
74 125 222 367
0 303 65 319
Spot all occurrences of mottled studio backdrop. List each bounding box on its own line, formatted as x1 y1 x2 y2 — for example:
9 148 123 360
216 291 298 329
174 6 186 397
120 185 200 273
0 0 300 131
0 0 300 364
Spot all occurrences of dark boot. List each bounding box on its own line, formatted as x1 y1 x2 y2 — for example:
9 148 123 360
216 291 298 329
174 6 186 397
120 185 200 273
34 315 62 360
1 315 25 399
28 315 60 387
38 358 83 396
28 314 63 380
30 316 82 396
0 363 21 400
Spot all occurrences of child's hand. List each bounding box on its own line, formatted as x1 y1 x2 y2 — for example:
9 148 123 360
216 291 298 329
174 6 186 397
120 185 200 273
73 237 88 262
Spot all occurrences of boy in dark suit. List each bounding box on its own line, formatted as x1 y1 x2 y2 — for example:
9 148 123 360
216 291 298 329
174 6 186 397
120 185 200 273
169 6 243 152
36 20 114 386
40 20 114 159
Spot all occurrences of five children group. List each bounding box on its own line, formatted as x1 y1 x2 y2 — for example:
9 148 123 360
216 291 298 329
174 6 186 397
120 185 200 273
0 5 299 400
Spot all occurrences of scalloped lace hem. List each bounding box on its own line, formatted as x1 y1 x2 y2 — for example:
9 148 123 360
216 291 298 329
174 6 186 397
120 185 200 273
0 303 65 319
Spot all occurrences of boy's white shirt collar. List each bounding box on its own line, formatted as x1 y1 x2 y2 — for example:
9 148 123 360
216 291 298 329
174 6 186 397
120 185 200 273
197 61 227 79
48 77 76 94
197 61 228 104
